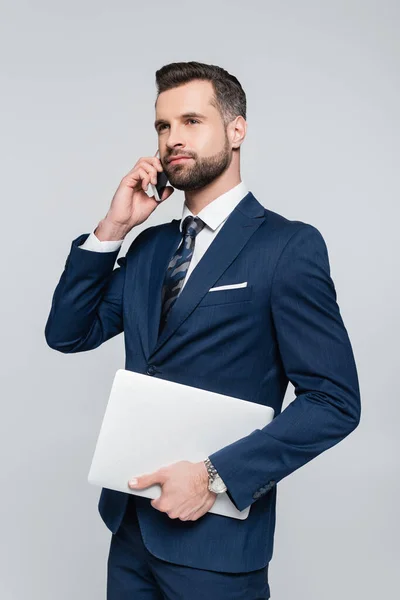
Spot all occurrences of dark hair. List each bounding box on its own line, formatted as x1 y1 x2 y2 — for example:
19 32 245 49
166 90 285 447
154 61 246 128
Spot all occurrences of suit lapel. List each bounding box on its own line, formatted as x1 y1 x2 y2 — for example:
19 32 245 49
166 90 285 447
136 220 182 359
147 191 266 358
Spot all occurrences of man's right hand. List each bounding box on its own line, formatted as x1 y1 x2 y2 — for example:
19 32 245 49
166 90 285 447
95 152 174 241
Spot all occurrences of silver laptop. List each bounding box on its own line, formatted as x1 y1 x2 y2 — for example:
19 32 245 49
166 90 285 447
88 369 275 520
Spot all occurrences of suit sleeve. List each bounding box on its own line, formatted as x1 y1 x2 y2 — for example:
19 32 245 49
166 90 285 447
44 229 147 353
208 224 361 511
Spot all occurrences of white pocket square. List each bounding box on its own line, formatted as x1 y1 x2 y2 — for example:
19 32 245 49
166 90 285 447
209 282 248 292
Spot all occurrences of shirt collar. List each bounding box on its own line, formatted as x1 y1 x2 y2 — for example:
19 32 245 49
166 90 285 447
179 181 249 233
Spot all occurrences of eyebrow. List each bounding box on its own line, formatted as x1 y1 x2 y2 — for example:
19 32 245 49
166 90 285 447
154 112 208 130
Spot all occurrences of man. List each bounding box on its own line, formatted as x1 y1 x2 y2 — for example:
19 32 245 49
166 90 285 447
45 61 361 599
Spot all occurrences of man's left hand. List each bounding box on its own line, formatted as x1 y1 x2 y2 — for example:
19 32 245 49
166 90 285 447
128 460 217 521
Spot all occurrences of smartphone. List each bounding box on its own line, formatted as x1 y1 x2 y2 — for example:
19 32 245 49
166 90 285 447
147 149 170 202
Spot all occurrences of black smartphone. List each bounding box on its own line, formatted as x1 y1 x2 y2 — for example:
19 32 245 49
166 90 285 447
148 150 170 202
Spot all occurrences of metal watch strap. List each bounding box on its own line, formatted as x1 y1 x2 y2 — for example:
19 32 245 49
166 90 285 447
204 457 219 481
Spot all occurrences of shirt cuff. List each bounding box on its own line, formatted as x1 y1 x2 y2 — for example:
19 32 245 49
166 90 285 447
79 231 124 252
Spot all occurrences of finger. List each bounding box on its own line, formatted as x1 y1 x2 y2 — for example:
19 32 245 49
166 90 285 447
188 497 215 521
126 159 160 182
138 157 162 174
132 156 162 172
136 168 151 192
123 167 151 191
138 164 158 187
129 471 161 489
186 506 207 521
153 148 162 167
151 492 168 512
179 508 199 521
150 152 163 171
180 500 207 521
135 168 150 192
134 167 157 192
169 497 196 520
130 156 162 175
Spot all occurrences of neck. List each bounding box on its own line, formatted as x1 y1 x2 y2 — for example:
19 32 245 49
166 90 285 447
184 171 242 215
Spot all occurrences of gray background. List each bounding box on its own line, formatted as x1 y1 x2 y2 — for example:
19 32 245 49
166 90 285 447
1 1 398 598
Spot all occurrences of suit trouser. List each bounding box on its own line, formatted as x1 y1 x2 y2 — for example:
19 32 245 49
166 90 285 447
107 495 271 599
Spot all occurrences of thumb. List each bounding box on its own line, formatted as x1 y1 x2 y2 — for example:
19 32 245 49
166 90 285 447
128 471 162 489
160 186 174 202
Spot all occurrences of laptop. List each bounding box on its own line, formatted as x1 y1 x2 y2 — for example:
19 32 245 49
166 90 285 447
88 369 275 520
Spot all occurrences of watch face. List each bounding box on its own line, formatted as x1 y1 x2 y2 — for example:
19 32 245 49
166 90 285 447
211 478 227 494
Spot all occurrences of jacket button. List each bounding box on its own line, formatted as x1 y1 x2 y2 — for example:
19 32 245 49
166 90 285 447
146 365 156 375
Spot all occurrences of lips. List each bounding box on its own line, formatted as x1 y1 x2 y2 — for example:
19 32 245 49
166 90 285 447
169 156 193 164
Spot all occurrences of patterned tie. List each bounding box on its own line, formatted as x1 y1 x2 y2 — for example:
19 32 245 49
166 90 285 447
159 215 206 334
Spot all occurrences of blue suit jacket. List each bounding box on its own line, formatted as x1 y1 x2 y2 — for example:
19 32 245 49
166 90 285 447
45 191 361 573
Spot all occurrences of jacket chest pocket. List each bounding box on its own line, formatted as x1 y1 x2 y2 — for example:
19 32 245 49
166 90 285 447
197 285 253 307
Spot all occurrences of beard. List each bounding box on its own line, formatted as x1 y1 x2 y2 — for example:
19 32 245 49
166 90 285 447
164 134 232 191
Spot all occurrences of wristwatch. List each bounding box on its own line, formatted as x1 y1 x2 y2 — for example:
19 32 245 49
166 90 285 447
203 457 227 494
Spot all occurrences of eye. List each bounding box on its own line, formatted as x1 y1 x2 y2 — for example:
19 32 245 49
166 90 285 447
157 119 199 133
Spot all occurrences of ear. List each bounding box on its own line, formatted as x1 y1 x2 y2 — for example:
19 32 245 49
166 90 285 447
229 115 247 149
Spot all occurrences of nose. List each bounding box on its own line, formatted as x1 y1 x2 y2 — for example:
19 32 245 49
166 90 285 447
165 126 187 150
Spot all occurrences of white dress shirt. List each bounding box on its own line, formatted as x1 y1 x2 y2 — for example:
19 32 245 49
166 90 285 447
79 181 249 293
